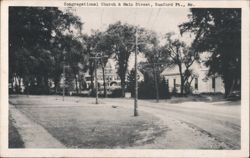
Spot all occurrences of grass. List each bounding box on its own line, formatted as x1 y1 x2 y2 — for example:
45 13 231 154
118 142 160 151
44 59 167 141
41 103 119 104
168 93 225 103
9 116 24 148
11 96 167 148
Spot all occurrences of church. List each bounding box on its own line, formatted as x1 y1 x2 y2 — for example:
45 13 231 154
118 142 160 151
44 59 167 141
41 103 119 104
161 61 225 94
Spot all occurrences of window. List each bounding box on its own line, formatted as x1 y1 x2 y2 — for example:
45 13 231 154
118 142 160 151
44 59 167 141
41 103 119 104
166 79 169 86
195 78 198 90
173 79 176 88
212 77 216 89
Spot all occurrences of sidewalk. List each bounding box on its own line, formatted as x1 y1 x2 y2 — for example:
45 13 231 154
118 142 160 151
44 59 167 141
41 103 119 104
9 104 65 148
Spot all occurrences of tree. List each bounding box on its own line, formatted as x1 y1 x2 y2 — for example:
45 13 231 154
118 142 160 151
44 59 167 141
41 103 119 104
82 31 113 96
105 22 137 97
138 71 156 99
163 32 199 95
64 67 75 94
82 32 100 93
94 32 114 97
105 22 156 97
82 34 96 92
9 7 84 94
179 9 241 97
141 31 170 100
63 35 87 94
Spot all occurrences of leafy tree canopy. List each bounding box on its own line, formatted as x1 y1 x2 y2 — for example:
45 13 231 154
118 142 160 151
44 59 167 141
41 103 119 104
9 7 84 94
179 8 241 96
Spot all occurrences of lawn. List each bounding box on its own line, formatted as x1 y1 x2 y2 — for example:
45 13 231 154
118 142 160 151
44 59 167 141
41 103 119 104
9 115 24 148
10 95 168 148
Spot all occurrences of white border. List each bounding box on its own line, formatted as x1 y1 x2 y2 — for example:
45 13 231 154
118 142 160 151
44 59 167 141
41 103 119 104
1 0 249 157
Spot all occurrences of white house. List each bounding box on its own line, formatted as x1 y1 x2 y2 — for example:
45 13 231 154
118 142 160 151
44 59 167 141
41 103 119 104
161 61 225 94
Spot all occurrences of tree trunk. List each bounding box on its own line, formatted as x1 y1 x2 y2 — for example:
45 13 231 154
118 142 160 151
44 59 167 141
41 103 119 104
229 79 235 96
153 63 159 102
74 74 79 94
26 81 29 97
14 75 18 93
90 73 94 91
44 76 49 94
120 75 126 97
181 75 184 95
121 82 125 97
10 76 14 93
18 77 21 94
119 67 126 98
54 79 59 94
178 64 184 95
224 78 231 98
102 66 107 98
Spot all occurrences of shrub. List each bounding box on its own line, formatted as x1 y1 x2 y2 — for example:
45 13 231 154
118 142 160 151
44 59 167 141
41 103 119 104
138 81 156 99
159 78 171 99
109 88 123 98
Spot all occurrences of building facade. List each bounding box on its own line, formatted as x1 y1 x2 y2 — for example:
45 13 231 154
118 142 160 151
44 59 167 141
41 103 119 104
161 61 225 94
84 58 144 91
84 61 121 90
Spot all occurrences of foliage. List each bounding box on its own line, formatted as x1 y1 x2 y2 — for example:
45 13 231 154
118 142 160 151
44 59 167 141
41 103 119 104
138 77 171 99
104 21 137 97
138 81 156 99
81 34 96 91
82 31 113 95
126 69 136 96
137 71 156 99
105 22 153 97
95 31 115 97
139 31 170 100
179 8 241 97
9 8 240 98
159 78 171 99
109 88 123 98
142 31 170 72
64 67 76 94
9 7 85 94
162 33 198 95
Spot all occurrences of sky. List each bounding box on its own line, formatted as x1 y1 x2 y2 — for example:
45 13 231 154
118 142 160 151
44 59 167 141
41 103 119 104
71 8 191 36
65 7 193 71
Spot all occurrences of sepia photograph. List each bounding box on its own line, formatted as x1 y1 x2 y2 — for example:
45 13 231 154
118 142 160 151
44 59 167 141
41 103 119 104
1 0 249 157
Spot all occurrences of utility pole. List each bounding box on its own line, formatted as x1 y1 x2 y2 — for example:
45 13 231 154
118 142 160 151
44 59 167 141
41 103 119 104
94 58 99 104
132 27 148 116
134 29 139 116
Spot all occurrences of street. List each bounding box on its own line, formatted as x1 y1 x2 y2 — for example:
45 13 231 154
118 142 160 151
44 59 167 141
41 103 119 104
9 95 240 149
133 99 240 149
100 97 240 149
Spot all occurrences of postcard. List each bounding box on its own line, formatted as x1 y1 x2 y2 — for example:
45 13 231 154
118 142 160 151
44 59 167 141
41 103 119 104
0 0 249 157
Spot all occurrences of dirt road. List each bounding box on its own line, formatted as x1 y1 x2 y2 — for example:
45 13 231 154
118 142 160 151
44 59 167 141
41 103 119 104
100 98 241 149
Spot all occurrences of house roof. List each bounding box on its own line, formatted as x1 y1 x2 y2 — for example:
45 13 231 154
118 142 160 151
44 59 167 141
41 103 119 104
161 61 209 77
161 66 180 76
